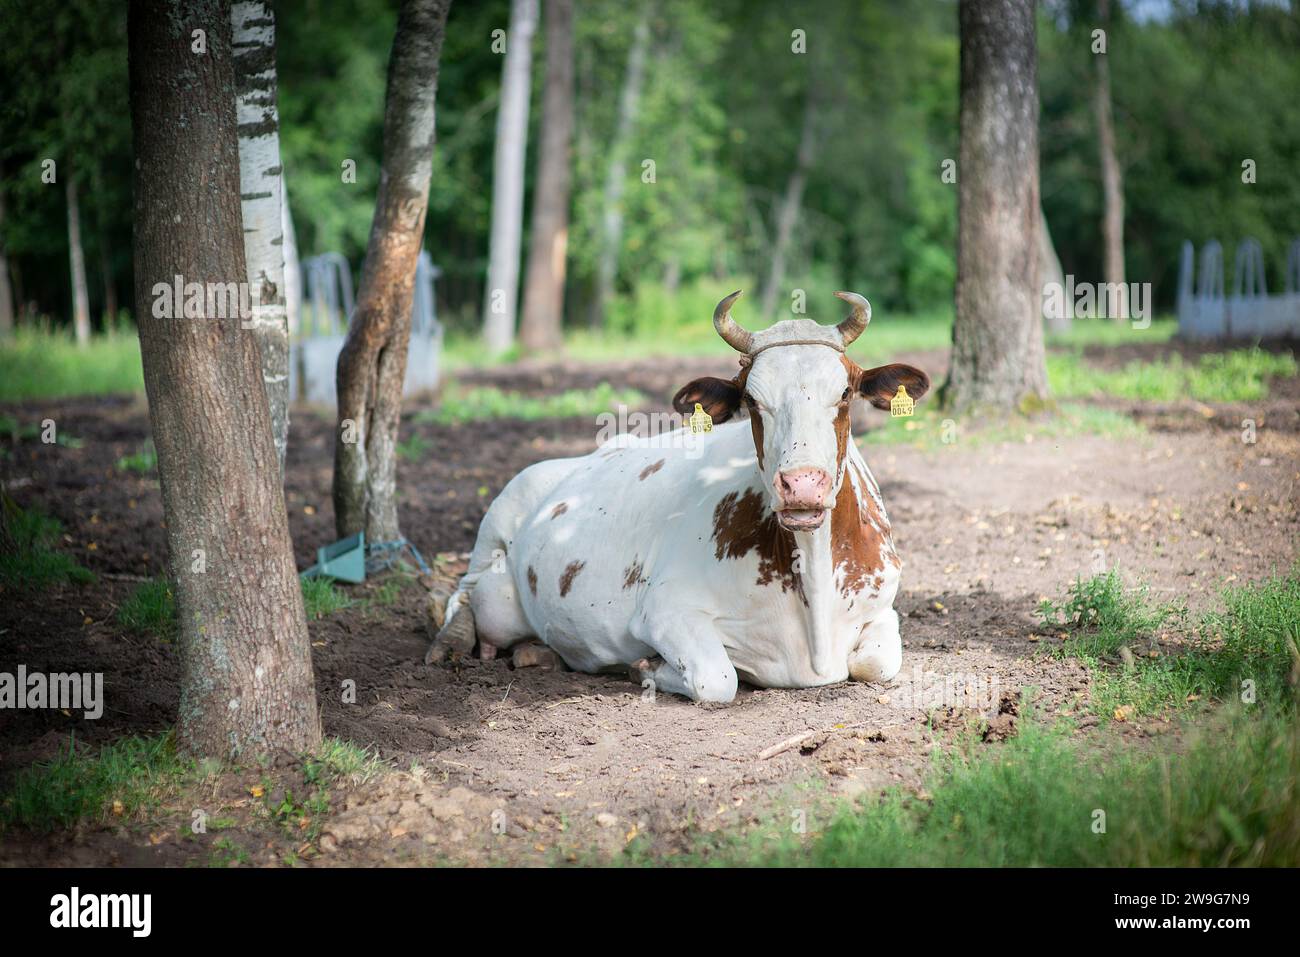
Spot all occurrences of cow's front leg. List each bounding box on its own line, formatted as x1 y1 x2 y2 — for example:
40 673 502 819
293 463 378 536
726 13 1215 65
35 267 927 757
848 607 902 683
629 609 738 704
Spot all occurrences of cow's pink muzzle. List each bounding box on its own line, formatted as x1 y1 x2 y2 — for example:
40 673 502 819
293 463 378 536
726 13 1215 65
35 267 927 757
776 467 831 530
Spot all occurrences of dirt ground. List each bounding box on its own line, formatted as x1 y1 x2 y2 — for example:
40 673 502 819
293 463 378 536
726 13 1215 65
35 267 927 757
1 339 1297 865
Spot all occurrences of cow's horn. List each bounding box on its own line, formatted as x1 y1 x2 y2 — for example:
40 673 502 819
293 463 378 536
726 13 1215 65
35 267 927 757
712 290 753 353
833 291 871 347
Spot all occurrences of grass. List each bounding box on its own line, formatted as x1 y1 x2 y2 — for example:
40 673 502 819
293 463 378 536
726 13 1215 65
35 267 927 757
396 432 432 461
116 577 176 638
300 575 356 619
1049 346 1296 403
861 400 1144 450
1 732 387 836
0 501 95 589
737 709 1300 867
0 733 192 832
0 326 144 402
1039 567 1300 719
116 439 157 474
418 381 648 424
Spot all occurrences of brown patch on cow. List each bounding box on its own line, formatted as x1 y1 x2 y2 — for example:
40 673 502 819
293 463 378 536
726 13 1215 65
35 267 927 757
559 560 585 597
551 501 569 519
622 559 648 590
748 403 766 470
639 459 665 481
832 464 894 597
526 565 538 596
712 489 803 597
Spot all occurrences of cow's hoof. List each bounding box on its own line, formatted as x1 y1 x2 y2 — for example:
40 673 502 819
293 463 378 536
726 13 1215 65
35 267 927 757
512 643 560 670
424 607 477 665
627 656 663 684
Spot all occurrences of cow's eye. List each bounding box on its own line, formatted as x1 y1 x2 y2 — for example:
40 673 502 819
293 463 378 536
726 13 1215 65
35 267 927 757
744 392 762 412
840 387 852 403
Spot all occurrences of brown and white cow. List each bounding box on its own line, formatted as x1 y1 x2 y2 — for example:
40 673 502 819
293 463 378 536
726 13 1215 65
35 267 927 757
425 291 930 702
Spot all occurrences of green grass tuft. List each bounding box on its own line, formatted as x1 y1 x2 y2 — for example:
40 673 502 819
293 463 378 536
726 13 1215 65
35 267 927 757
1048 347 1296 403
0 733 192 833
116 577 176 638
116 439 157 474
1040 568 1300 718
301 576 355 619
0 502 95 589
420 382 648 425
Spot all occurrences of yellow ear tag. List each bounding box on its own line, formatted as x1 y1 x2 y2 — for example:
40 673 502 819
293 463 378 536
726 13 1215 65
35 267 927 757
890 384 915 418
689 402 713 434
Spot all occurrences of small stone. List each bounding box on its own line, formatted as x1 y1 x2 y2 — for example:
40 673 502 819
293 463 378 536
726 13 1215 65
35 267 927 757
595 812 617 828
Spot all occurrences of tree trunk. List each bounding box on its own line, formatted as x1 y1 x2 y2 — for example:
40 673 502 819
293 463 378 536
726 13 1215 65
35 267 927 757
591 9 650 330
1094 0 1127 321
482 0 538 353
127 0 320 758
282 175 302 342
519 0 575 353
942 0 1048 412
1040 204 1068 333
65 173 92 345
233 0 291 474
759 83 819 321
0 172 14 339
334 0 452 544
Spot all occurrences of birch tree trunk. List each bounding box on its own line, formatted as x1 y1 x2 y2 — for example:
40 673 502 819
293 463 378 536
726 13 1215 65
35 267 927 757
1094 0 1127 321
1040 204 1068 333
482 0 538 354
519 0 575 352
334 0 452 544
65 173 92 345
128 0 320 758
0 172 13 339
233 0 290 474
759 83 819 321
282 175 302 341
591 9 650 330
942 0 1048 412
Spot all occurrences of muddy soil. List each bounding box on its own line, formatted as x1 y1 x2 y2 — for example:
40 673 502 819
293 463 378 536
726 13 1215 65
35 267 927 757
0 340 1296 865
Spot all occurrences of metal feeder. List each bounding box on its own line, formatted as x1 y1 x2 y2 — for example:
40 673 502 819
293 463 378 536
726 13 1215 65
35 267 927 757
301 532 367 583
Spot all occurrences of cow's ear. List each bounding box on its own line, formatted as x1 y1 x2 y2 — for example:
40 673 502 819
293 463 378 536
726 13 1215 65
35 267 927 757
672 376 743 423
857 364 931 411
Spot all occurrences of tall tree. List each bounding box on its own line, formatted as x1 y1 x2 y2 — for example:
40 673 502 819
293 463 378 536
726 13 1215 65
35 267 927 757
232 0 291 474
128 0 320 757
519 0 575 352
759 79 820 321
1094 0 1126 320
943 0 1048 411
591 8 650 329
481 0 537 354
334 0 452 544
65 170 91 344
0 169 13 338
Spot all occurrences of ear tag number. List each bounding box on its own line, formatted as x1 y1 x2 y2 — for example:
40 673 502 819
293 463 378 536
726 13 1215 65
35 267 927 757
689 402 713 434
890 385 914 418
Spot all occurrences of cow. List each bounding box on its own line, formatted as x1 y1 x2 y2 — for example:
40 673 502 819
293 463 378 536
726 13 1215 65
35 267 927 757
424 291 930 703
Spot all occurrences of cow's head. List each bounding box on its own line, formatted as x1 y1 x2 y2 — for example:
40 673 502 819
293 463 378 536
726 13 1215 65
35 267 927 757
673 291 929 532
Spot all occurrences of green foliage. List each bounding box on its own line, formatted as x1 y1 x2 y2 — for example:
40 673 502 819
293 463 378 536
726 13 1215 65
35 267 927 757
0 328 143 402
863 400 1143 451
1038 569 1180 659
421 381 648 424
116 577 176 638
1049 348 1297 403
1040 568 1300 719
116 439 157 474
301 576 356 619
396 433 432 461
760 712 1300 867
0 502 95 589
0 733 191 833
